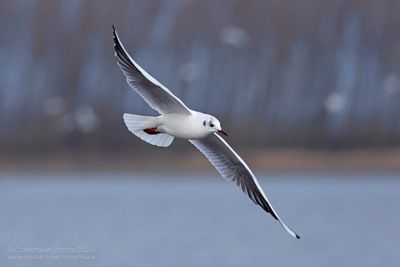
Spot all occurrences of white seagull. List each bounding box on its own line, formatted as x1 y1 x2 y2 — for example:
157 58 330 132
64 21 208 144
112 26 300 239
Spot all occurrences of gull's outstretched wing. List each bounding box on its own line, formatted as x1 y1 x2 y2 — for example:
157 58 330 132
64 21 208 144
189 133 300 239
113 26 192 115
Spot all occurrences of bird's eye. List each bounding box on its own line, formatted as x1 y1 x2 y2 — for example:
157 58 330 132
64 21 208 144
203 120 206 126
210 123 214 127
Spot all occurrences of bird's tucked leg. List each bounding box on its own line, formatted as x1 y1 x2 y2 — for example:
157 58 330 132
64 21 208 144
143 127 161 135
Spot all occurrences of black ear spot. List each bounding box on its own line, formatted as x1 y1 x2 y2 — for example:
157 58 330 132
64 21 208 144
203 120 206 126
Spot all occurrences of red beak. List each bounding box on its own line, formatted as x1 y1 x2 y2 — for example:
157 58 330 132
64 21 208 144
218 129 229 137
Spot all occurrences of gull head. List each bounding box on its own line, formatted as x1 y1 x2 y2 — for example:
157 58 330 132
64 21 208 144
202 115 228 137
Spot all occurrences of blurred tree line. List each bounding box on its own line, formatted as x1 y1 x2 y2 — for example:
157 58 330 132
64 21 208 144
0 0 399 153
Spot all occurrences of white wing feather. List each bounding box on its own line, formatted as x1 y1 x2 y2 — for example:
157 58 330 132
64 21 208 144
190 133 300 239
113 26 192 115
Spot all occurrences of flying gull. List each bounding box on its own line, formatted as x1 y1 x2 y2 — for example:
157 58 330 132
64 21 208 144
112 26 300 239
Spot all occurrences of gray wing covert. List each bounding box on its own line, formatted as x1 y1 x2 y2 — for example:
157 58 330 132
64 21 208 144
113 26 191 115
189 133 300 239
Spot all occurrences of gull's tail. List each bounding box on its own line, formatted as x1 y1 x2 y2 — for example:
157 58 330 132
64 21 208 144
123 113 174 147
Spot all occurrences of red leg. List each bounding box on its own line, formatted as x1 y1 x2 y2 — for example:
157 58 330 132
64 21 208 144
143 127 161 135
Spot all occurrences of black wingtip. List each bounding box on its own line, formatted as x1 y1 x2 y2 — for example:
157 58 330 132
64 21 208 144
112 24 117 38
295 233 300 239
112 25 119 48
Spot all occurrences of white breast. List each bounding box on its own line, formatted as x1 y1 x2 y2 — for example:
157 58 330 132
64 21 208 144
159 112 209 139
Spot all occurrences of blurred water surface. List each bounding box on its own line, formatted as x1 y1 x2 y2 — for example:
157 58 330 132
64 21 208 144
0 172 399 267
